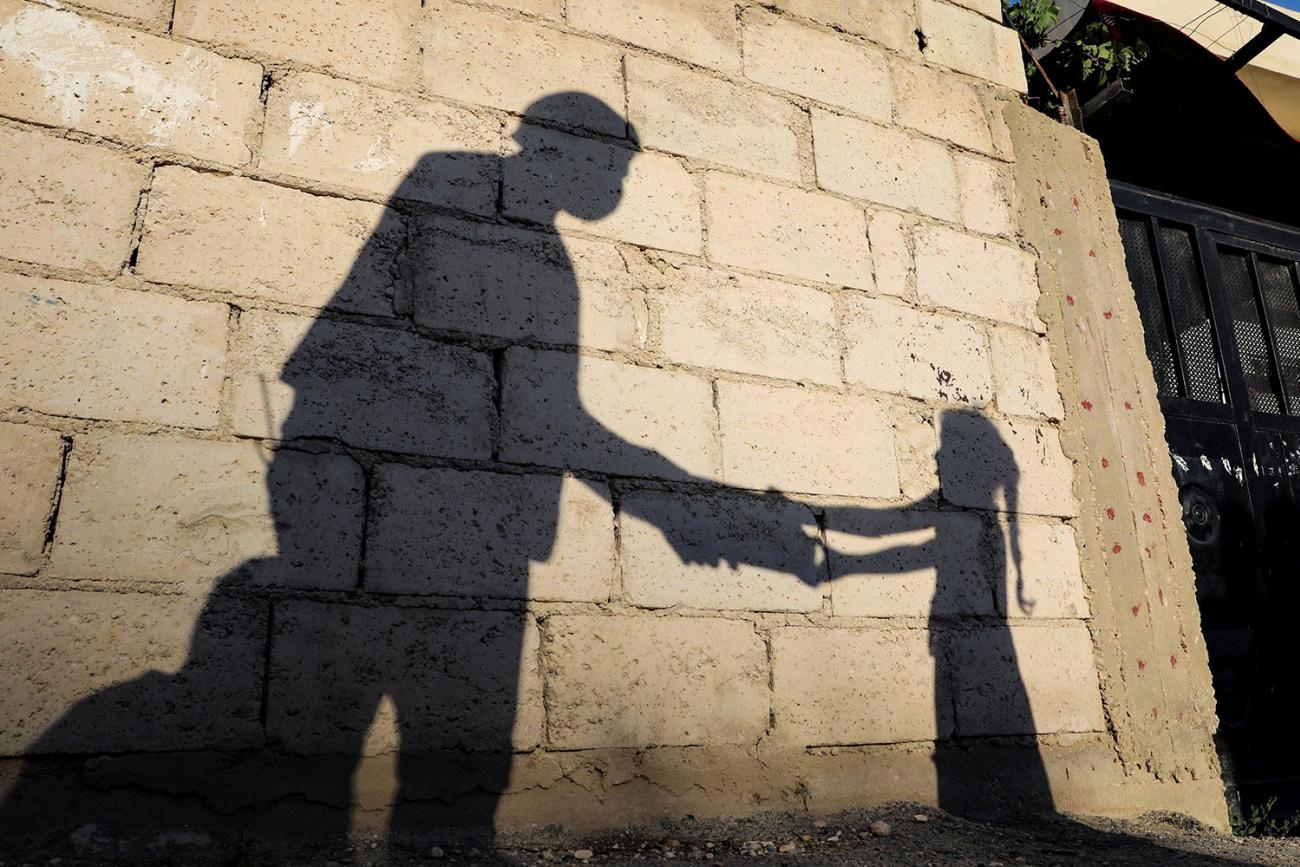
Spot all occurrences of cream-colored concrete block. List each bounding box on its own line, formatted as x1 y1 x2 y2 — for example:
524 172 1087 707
0 423 62 575
0 0 261 165
412 217 648 351
742 9 891 122
48 434 364 589
990 326 1064 419
545 615 768 748
658 265 839 384
892 59 995 155
772 627 945 743
937 413 1078 518
868 211 914 300
706 173 872 290
718 380 898 497
813 109 959 221
137 167 403 315
502 122 701 254
958 154 1015 235
261 72 500 214
915 225 1041 329
366 466 614 602
63 0 172 25
230 309 493 459
0 275 226 428
826 509 991 617
569 0 740 72
501 348 719 481
950 622 1105 735
0 125 144 274
768 0 917 55
948 0 1001 17
0 590 265 753
620 491 823 611
916 0 1027 91
842 295 992 404
268 603 543 751
999 520 1088 619
479 0 561 17
174 0 421 91
628 55 802 182
423 1 624 135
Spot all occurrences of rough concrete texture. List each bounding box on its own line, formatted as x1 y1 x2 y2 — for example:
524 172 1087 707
0 0 1227 842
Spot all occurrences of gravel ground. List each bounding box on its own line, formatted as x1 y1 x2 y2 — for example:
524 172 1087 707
6 802 1300 866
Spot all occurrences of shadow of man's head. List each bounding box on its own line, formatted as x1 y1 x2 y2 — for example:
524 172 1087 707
510 92 640 222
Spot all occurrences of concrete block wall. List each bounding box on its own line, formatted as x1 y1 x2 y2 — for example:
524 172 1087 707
0 0 1224 836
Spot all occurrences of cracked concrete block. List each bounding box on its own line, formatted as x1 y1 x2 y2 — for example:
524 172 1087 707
0 274 226 428
137 166 403 315
772 626 946 743
868 211 913 300
545 614 768 748
826 509 991 618
706 173 872 291
767 0 917 55
0 124 145 275
422 1 624 136
628 55 802 182
0 423 62 575
813 109 959 221
366 465 614 602
173 0 421 91
895 408 940 502
0 0 261 165
657 264 839 384
916 0 1026 91
411 218 648 352
892 59 996 156
501 347 719 481
742 8 891 122
999 520 1088 619
915 224 1042 330
48 433 363 589
957 154 1016 236
717 380 898 497
620 490 824 612
990 325 1065 419
570 0 739 72
0 589 265 753
842 294 992 405
267 601 543 752
937 413 1078 518
261 71 500 214
949 622 1105 735
230 309 493 459
503 122 701 255
63 0 172 25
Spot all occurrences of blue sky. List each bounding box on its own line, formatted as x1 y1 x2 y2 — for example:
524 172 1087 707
1274 0 1300 12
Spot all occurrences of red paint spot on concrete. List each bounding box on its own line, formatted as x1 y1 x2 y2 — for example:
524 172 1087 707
1152 707 1159 720
1144 546 1153 559
1170 654 1178 668
1103 310 1113 320
1054 227 1064 236
1158 587 1166 606
1072 195 1081 209
1124 401 1133 410
1137 471 1147 486
1142 512 1152 523
1082 400 1093 411
1113 543 1123 553
1088 249 1097 257
1106 507 1116 520
1131 604 1141 616
1066 295 1076 306
1101 457 1110 468
1138 659 1147 670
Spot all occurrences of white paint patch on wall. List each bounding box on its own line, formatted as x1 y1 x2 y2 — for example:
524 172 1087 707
286 100 332 157
0 3 214 146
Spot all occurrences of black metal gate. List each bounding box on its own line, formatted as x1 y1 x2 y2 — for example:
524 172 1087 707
1113 182 1300 807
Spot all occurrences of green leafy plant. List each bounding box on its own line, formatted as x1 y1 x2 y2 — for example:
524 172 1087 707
1232 796 1300 838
